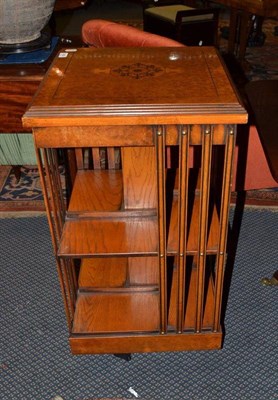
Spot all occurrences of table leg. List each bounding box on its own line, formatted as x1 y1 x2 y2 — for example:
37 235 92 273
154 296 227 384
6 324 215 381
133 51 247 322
227 7 238 55
237 11 254 62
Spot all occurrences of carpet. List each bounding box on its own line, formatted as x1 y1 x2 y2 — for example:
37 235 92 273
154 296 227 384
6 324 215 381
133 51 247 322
0 208 277 399
0 165 45 212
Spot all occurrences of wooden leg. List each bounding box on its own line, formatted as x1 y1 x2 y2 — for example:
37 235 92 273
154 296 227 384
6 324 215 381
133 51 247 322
227 8 238 55
261 270 278 286
237 12 254 62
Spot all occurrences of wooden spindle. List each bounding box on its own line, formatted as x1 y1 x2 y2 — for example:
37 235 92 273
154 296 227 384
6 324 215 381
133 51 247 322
213 125 236 332
196 125 213 333
75 148 84 169
156 126 167 334
177 125 190 333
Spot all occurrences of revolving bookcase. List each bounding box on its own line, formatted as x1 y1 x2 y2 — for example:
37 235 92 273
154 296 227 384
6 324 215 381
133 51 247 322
23 46 247 355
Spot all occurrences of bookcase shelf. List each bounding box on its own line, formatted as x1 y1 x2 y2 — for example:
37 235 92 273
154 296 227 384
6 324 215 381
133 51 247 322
72 291 160 335
58 216 159 257
23 46 247 355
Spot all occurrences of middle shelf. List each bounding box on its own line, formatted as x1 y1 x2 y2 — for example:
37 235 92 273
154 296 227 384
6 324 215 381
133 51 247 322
58 167 220 258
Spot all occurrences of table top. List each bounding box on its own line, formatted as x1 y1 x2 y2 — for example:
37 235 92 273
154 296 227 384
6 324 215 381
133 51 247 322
23 46 247 128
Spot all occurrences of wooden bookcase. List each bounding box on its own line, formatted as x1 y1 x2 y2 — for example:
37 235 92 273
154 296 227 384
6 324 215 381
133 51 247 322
23 46 247 355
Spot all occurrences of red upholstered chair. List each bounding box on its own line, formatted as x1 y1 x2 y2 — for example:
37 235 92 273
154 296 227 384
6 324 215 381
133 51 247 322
82 19 185 48
81 19 278 192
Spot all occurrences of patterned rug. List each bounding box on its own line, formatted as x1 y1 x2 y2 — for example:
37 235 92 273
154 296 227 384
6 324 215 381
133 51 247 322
0 165 45 212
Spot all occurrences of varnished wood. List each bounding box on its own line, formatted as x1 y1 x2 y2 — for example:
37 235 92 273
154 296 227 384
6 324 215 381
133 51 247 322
122 146 157 209
70 331 222 354
68 170 123 212
79 258 128 288
213 125 236 331
0 81 41 133
0 56 51 133
24 47 247 354
72 292 160 334
0 38 84 134
176 126 189 333
58 217 159 257
23 47 246 129
167 182 220 254
79 257 159 289
168 258 215 331
197 126 213 331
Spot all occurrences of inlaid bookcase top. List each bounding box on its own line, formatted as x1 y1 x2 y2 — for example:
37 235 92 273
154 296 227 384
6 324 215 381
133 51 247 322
23 46 247 355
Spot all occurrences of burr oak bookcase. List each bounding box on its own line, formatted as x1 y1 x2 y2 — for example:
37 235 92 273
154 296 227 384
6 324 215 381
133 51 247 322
23 46 247 355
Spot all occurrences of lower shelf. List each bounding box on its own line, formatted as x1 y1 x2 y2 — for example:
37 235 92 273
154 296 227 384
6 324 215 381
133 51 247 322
72 291 160 334
69 253 218 353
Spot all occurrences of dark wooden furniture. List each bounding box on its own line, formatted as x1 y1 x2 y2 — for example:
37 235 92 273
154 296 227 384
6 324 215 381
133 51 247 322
0 41 80 174
245 80 278 286
212 0 278 61
0 59 56 135
54 0 90 11
142 0 220 46
23 46 247 355
0 37 83 175
0 0 87 134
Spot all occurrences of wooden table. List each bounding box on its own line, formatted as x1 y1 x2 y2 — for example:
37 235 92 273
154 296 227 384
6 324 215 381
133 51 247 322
212 0 278 61
0 1 87 170
0 43 62 171
23 46 247 355
0 37 84 134
0 59 54 135
0 37 83 171
0 0 88 133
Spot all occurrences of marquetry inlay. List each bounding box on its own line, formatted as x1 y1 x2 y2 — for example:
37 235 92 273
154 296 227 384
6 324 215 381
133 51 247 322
111 62 164 80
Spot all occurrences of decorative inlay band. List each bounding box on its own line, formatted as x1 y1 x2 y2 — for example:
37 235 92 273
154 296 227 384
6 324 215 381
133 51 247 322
111 62 164 79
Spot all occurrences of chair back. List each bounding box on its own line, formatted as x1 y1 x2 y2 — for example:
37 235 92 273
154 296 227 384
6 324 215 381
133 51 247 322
82 19 185 48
